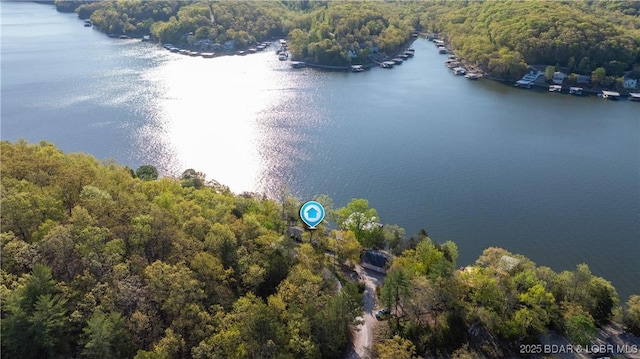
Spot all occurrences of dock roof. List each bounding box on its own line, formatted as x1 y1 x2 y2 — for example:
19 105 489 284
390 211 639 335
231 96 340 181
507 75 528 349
602 90 620 96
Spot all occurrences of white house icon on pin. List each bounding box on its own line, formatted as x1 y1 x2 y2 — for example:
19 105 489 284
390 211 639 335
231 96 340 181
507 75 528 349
306 207 319 219
300 201 325 229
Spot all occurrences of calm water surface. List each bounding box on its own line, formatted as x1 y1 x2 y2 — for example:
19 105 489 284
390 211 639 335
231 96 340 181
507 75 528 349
2 3 638 300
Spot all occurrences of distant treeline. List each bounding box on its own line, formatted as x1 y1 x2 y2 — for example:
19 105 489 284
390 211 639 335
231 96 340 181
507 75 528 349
53 0 639 79
436 1 640 81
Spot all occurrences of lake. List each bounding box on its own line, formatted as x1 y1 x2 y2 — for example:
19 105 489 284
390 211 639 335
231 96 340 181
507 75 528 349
2 2 638 300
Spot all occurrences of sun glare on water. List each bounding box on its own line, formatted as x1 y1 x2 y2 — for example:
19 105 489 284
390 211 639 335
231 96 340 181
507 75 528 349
142 49 294 193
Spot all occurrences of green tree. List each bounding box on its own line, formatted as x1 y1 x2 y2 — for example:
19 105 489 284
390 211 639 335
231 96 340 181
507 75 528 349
623 295 640 336
591 67 607 85
136 165 159 181
136 328 186 359
561 302 597 346
181 168 206 188
586 276 619 326
545 65 556 81
333 198 383 248
381 267 411 328
313 289 361 358
331 230 362 267
28 294 70 358
143 261 205 322
0 182 63 242
82 308 135 358
2 265 71 359
374 335 417 359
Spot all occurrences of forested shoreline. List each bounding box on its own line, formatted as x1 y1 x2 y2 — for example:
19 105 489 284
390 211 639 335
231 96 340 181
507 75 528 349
2 140 640 358
51 0 640 80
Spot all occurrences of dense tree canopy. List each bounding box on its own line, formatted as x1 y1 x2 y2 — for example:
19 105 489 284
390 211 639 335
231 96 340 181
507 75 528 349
432 1 640 79
56 0 640 76
376 245 626 357
1 141 637 358
0 140 361 358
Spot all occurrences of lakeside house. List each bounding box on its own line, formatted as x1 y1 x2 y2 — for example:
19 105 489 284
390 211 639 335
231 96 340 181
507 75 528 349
624 77 638 89
576 75 591 84
515 70 543 88
552 71 567 85
287 226 304 242
361 250 391 273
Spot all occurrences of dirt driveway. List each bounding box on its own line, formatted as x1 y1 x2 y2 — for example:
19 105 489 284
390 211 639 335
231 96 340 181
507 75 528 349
345 265 386 359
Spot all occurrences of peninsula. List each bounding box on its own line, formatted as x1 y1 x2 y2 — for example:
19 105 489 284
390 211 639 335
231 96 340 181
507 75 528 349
55 0 640 82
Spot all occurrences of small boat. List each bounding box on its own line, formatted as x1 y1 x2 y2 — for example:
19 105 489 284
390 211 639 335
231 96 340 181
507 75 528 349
163 43 174 50
256 45 265 51
569 87 583 95
403 51 414 58
464 73 480 80
398 53 409 60
169 47 179 53
392 58 404 65
549 85 562 92
514 80 533 88
291 61 306 68
452 67 466 75
119 34 129 39
237 50 246 56
179 49 190 55
445 60 459 68
200 52 215 58
247 48 257 53
381 61 395 68
278 53 288 61
601 90 620 100
83 20 92 27
438 46 448 54
628 93 640 102
142 35 151 42
351 65 364 72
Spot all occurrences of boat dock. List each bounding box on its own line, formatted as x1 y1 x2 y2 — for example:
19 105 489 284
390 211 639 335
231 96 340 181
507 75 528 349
601 90 621 100
549 85 562 92
569 87 583 95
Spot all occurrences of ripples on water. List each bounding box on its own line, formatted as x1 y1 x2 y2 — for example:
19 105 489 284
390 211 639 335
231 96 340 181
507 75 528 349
141 50 327 192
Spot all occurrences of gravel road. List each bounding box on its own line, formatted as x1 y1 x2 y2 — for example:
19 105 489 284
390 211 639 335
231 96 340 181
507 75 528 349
345 265 386 359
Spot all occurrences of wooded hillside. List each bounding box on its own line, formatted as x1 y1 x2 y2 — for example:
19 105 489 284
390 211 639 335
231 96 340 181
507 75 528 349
54 0 640 78
0 140 362 358
2 141 639 358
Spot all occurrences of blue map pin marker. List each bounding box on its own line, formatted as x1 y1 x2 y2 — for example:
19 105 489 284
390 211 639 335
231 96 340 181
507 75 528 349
300 201 325 229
